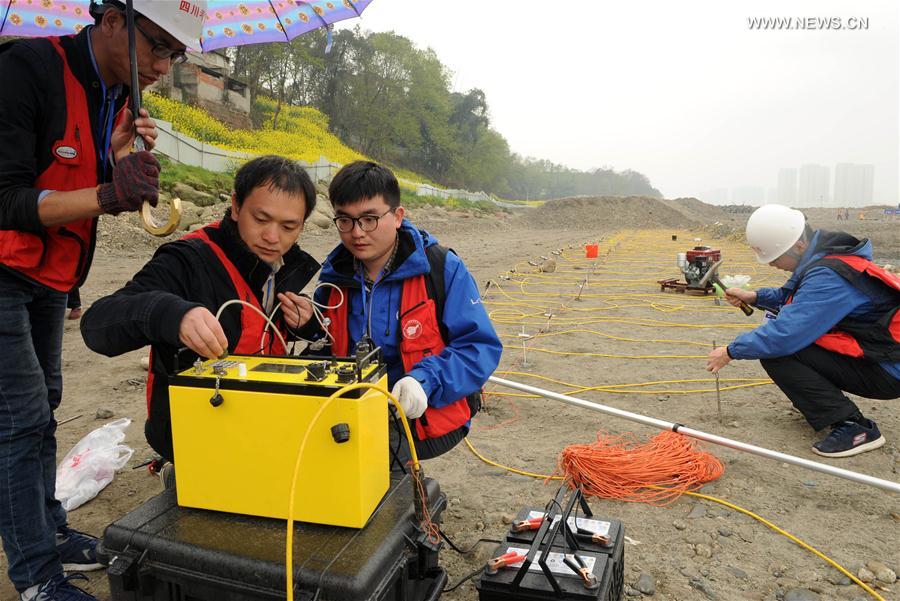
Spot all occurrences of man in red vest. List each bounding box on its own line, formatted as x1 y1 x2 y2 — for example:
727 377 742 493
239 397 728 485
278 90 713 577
0 0 205 601
0 2 205 599
707 204 900 458
82 155 320 467
308 161 502 466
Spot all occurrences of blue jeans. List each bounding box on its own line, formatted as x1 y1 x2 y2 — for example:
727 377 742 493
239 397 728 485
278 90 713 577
0 269 68 591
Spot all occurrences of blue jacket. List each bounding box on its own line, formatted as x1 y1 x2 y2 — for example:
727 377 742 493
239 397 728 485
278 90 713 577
315 220 502 409
728 229 900 380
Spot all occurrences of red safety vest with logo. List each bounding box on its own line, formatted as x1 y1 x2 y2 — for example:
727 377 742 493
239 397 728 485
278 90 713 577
787 254 900 361
0 37 102 292
145 223 287 412
325 271 476 441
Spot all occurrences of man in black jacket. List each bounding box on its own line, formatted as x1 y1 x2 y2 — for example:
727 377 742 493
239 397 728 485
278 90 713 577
82 156 321 466
0 3 205 599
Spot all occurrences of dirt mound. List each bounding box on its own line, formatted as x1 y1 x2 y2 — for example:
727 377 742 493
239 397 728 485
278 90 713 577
515 195 721 231
658 197 737 225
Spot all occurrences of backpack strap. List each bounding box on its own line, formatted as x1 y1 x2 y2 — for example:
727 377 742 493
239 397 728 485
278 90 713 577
423 243 454 341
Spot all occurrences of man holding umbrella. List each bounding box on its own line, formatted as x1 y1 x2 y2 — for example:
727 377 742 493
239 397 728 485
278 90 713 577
0 2 205 599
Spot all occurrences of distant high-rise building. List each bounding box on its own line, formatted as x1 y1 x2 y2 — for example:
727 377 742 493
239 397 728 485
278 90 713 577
732 186 765 205
798 164 830 207
777 168 797 206
834 163 874 206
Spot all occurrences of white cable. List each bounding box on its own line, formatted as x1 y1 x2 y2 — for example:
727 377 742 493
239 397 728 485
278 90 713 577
259 282 345 351
215 298 288 354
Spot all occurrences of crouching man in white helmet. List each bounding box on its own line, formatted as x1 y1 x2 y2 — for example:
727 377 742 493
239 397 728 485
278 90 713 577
706 204 900 458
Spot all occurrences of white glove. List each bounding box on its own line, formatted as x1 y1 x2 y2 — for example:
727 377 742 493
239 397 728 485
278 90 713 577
391 376 428 419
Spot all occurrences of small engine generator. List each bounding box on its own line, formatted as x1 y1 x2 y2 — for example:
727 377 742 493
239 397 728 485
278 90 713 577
658 246 721 294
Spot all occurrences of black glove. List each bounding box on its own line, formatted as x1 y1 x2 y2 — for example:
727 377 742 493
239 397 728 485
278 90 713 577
97 150 160 215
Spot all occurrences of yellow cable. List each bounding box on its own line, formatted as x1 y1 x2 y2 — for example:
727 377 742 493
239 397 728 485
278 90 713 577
462 437 885 601
286 383 419 601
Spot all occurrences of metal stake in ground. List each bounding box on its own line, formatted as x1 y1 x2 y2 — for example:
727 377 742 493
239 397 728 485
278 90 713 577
713 339 722 422
517 327 534 366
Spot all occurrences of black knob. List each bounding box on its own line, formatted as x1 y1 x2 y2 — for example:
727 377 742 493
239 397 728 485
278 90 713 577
209 393 224 407
331 423 350 444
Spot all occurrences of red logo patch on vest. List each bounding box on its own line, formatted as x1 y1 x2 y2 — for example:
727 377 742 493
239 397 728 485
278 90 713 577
402 319 423 340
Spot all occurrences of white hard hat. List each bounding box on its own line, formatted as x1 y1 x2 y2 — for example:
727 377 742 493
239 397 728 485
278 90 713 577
93 0 207 50
745 204 807 263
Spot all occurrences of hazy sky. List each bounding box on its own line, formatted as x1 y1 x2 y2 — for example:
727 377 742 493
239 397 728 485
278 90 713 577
339 0 899 202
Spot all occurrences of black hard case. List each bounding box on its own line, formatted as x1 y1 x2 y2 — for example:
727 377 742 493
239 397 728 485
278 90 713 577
99 475 446 601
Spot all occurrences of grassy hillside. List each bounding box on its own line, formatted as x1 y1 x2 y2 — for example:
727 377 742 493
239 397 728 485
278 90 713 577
145 93 428 187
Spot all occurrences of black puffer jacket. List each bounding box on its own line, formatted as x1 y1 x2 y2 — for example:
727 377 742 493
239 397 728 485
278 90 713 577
81 210 320 460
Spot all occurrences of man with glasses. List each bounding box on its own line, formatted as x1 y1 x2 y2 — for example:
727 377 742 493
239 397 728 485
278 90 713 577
0 2 205 599
309 161 502 464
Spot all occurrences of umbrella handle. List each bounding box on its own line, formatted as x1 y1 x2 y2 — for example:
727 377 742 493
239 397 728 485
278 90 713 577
125 0 179 236
126 0 141 119
141 197 182 237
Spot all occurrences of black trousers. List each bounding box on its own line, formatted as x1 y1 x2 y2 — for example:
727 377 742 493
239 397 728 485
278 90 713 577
388 414 467 471
760 344 900 430
66 286 81 310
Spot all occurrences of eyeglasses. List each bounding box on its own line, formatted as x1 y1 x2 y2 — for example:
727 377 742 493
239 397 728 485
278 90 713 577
134 20 188 65
332 208 395 233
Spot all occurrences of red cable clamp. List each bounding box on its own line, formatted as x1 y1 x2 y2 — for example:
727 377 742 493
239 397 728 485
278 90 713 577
511 516 544 532
485 551 527 574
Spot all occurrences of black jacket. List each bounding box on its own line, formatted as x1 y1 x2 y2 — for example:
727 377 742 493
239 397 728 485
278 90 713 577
0 26 125 232
81 211 320 461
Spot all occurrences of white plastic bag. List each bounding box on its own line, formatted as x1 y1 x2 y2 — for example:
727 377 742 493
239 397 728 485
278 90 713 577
56 418 134 512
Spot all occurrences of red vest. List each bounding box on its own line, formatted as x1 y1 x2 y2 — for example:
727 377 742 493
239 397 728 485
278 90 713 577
325 276 475 441
788 254 900 361
146 223 287 412
0 37 99 292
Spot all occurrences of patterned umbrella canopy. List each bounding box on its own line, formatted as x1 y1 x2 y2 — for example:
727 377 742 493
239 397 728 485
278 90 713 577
0 0 373 50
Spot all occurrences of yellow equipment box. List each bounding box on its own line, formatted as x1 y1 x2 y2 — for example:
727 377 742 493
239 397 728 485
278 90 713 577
168 354 389 528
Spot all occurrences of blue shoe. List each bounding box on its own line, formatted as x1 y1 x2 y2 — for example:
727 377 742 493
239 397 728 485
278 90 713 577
56 527 103 572
19 573 96 601
812 418 886 458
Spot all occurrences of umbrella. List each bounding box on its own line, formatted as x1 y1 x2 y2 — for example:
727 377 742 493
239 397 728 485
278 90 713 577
0 1 374 50
0 0 374 234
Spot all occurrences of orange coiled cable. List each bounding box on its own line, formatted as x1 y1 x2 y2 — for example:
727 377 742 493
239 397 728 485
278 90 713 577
559 430 724 505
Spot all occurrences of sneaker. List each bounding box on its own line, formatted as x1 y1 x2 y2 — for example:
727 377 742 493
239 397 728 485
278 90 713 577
156 461 176 491
56 527 103 572
19 573 95 601
812 418 886 458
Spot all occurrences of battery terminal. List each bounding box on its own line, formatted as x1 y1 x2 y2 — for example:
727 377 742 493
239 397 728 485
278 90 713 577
511 516 544 533
576 526 611 547
485 551 527 575
562 553 599 589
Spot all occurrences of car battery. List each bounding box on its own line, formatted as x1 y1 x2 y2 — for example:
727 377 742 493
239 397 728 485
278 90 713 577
99 474 447 601
506 508 624 557
168 353 389 528
475 539 623 601
476 487 624 601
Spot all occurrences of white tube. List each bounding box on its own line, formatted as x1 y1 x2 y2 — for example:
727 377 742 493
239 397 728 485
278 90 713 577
488 375 900 494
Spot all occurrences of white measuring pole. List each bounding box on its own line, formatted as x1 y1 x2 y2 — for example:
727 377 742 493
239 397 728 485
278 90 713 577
488 375 900 494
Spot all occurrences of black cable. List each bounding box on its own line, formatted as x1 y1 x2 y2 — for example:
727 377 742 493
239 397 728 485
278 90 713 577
439 530 501 555
388 409 408 474
443 566 484 593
